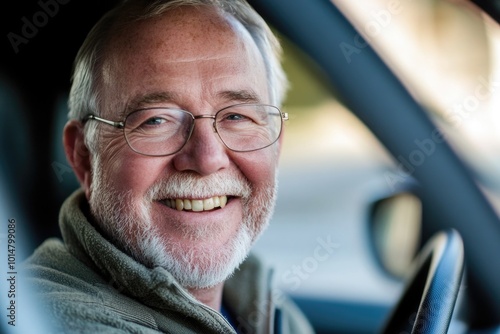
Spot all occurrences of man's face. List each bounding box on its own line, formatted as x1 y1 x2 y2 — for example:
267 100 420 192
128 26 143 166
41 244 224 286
87 7 281 288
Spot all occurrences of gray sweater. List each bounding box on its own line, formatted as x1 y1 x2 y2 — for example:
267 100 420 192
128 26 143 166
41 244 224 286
22 190 314 334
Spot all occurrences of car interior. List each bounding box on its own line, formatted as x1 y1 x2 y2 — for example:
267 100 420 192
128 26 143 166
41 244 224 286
2 0 500 333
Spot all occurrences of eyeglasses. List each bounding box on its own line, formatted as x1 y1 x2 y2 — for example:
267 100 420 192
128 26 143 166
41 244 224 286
83 103 288 156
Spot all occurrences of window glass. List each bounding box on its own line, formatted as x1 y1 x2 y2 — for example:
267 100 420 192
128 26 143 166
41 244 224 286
331 0 500 212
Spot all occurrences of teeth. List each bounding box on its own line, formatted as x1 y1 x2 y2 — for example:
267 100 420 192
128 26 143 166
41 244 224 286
203 198 215 210
192 200 203 212
163 196 228 211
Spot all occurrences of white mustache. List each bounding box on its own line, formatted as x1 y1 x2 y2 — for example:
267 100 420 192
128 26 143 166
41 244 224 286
147 171 252 200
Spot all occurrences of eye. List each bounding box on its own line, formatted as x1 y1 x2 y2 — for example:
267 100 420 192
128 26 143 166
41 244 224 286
224 113 250 121
143 117 167 126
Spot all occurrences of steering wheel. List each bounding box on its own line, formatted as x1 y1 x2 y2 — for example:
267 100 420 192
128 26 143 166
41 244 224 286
380 229 464 334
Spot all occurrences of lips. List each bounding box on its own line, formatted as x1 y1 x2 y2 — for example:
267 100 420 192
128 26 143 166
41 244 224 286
161 196 228 212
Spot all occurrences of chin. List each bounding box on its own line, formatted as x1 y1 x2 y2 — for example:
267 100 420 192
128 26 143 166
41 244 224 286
135 223 254 289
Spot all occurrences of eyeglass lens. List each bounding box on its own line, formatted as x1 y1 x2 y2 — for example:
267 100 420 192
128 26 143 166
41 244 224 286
123 104 282 156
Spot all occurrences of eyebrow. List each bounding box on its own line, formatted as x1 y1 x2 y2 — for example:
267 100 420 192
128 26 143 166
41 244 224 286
218 90 261 104
120 91 179 118
119 89 262 118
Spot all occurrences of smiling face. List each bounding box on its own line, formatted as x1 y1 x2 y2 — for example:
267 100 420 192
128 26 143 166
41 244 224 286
85 6 281 288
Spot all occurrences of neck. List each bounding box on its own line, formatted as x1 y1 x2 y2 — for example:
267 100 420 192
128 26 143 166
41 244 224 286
188 282 225 310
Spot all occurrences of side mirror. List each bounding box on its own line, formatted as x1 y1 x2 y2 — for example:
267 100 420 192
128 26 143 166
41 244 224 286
370 192 423 279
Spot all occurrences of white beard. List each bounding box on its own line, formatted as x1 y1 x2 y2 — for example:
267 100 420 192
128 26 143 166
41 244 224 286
88 158 277 289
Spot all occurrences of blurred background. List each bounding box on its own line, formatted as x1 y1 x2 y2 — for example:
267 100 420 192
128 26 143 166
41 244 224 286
1 0 500 332
256 0 500 303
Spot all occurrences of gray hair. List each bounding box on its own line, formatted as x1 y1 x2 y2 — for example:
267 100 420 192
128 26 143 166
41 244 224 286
67 0 288 153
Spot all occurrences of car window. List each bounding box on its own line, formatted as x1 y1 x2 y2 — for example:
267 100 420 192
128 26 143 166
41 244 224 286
332 0 500 212
254 0 500 314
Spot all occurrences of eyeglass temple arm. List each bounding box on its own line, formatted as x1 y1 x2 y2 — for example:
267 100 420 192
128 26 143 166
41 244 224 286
84 114 125 129
269 111 289 121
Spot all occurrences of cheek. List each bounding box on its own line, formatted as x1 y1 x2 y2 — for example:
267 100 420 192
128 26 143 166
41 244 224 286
232 149 279 187
98 135 171 194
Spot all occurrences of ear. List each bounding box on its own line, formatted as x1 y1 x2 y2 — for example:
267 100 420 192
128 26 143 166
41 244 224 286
63 120 92 200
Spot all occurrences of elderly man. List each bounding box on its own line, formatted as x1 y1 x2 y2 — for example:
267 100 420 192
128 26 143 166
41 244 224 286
24 0 313 333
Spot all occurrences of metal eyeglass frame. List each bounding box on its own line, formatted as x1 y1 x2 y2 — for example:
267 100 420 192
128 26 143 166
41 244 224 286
82 103 289 156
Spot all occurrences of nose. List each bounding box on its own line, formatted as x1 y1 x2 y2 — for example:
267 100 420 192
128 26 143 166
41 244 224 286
172 116 230 175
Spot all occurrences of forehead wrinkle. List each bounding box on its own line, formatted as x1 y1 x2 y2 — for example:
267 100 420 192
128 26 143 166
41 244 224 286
159 54 237 64
103 7 270 118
